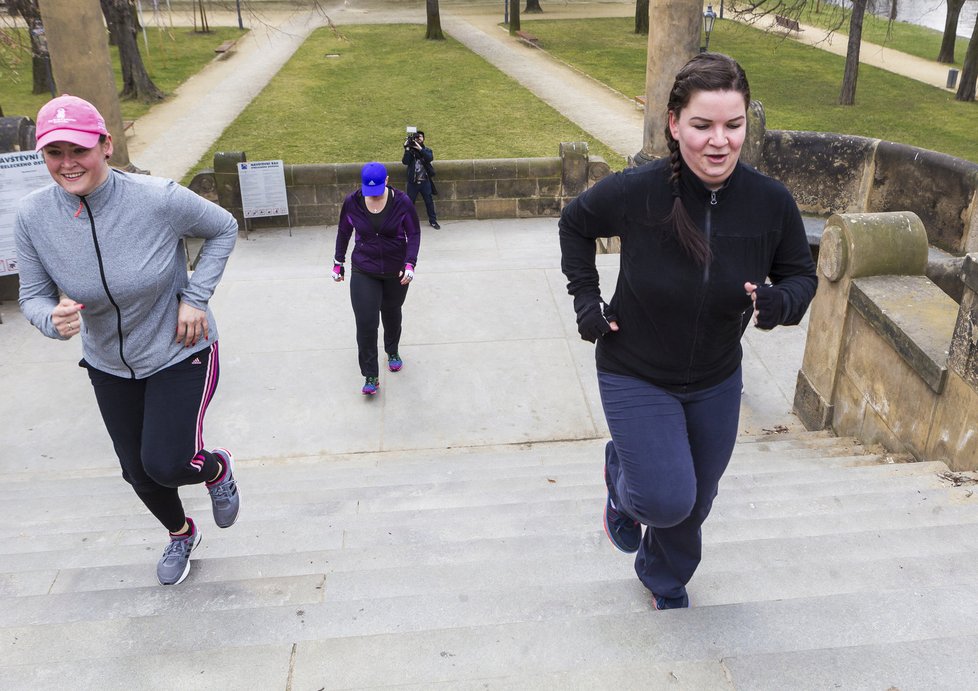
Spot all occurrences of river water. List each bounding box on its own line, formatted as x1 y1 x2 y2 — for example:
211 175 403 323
865 0 977 37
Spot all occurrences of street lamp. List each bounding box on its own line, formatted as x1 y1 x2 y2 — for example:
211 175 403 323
702 5 717 53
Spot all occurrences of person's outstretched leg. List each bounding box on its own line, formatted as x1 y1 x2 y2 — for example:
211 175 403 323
86 365 189 532
380 274 410 367
350 270 384 379
633 367 742 604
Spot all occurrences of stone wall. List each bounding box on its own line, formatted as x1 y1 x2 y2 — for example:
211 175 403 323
190 143 610 231
794 211 978 471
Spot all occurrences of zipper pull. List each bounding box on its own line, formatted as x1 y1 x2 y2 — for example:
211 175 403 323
710 191 718 206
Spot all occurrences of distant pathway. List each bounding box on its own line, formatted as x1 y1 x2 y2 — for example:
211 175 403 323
441 12 645 159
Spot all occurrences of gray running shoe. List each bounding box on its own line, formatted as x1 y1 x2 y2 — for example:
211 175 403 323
207 448 240 528
157 522 200 586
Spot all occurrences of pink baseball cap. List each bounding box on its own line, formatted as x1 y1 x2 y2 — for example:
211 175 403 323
34 95 110 151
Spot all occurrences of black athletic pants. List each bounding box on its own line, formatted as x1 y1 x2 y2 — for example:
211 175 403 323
84 343 222 533
350 270 410 378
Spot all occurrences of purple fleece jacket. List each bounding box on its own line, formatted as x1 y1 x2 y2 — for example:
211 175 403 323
334 186 421 274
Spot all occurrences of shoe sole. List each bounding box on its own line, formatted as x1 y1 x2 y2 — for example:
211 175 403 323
159 529 201 586
388 365 402 372
210 448 239 529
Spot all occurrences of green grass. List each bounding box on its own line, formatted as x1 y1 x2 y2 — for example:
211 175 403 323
188 24 627 180
523 17 978 163
0 25 246 121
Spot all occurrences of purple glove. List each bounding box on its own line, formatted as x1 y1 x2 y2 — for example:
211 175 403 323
331 262 345 282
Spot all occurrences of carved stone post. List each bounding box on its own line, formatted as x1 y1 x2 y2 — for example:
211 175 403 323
36 0 131 169
794 212 928 430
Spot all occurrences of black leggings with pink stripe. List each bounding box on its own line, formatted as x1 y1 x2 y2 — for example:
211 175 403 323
84 343 222 532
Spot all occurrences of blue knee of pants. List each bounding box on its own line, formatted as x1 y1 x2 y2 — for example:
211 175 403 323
598 367 742 599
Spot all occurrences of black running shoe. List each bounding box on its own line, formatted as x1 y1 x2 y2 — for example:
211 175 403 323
603 466 641 553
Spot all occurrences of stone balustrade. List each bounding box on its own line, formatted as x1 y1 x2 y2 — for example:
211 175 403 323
795 211 978 471
191 143 610 231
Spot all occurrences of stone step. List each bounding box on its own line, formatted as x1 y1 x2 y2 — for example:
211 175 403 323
0 449 928 530
4 487 977 593
0 435 885 502
1 464 973 561
6 533 978 629
5 513 978 598
0 466 968 546
4 582 976 677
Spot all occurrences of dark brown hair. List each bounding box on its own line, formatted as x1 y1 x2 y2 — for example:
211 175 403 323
663 52 750 266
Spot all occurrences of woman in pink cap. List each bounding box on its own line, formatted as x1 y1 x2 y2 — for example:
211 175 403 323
14 94 241 586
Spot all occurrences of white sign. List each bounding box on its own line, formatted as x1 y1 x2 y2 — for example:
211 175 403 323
237 160 289 219
0 151 51 277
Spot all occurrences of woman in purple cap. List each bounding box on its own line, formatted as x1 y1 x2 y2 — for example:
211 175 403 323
14 94 241 586
332 161 422 395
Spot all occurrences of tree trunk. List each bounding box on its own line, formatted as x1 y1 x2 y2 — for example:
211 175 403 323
100 0 164 102
524 0 543 13
10 0 56 95
425 0 444 39
939 0 966 64
635 0 649 34
508 0 521 34
838 0 867 105
955 23 978 100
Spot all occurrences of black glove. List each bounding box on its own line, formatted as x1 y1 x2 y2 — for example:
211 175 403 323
753 285 783 330
576 300 614 343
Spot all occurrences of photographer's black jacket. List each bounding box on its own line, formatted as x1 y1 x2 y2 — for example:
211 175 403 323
559 158 817 393
402 145 434 182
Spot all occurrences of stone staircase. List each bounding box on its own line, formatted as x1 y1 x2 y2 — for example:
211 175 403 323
2 432 978 689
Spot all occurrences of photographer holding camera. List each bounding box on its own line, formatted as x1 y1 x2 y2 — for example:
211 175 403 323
401 129 440 229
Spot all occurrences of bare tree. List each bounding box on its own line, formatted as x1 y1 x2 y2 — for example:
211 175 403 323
956 21 978 100
938 0 967 63
508 0 521 34
99 0 164 102
425 0 444 40
10 0 55 95
635 0 649 34
525 0 543 13
838 0 867 105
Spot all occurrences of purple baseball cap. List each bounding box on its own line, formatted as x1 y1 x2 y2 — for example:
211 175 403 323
361 161 388 197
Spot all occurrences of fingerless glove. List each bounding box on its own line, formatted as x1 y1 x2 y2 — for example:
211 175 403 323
753 285 783 330
576 300 613 343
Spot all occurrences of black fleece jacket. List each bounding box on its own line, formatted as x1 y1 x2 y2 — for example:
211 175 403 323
559 158 817 393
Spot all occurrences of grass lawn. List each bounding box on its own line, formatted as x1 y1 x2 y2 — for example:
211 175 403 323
187 24 627 181
523 16 978 163
0 25 246 121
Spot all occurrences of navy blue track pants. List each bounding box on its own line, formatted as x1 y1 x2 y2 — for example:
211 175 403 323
597 367 742 600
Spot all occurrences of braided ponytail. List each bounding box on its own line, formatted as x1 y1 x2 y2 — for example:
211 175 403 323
663 52 750 267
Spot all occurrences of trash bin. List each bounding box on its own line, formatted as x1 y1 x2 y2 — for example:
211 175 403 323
947 68 959 89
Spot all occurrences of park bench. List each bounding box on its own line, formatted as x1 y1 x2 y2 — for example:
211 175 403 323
214 38 238 55
775 15 802 32
515 30 541 48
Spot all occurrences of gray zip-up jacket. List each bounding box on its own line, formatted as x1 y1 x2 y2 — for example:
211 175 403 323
15 169 237 378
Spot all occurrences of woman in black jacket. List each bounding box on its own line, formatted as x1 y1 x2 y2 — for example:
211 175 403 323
559 53 817 610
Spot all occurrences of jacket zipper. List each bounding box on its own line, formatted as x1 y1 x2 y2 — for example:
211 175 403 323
682 189 718 387
81 196 135 379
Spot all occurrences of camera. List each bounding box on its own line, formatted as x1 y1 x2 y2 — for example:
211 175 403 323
404 126 421 149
